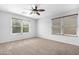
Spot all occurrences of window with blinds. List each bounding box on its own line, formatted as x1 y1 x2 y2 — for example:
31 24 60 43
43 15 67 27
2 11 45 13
52 18 61 34
52 14 78 36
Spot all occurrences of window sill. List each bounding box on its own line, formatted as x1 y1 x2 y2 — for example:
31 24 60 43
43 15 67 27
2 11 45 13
52 34 78 37
11 32 29 35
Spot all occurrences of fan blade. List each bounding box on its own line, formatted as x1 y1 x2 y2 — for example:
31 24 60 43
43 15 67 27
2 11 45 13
30 12 33 14
35 5 37 9
36 12 40 15
38 9 45 12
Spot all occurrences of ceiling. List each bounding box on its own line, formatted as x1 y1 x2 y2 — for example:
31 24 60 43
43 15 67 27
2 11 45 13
0 4 79 19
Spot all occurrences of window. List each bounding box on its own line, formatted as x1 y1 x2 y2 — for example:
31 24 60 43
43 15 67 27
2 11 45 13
23 21 29 32
63 15 77 35
52 14 78 36
12 19 21 33
52 18 61 34
12 18 29 33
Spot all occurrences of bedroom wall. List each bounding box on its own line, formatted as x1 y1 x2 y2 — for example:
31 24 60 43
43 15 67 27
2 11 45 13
0 11 37 43
38 9 79 46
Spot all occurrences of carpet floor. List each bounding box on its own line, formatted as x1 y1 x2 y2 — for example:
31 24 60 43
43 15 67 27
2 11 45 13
0 37 79 55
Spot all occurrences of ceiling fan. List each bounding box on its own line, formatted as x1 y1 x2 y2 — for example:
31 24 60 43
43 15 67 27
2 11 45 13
23 4 45 15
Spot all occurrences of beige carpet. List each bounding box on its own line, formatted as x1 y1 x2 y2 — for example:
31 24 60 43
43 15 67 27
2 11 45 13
0 37 79 55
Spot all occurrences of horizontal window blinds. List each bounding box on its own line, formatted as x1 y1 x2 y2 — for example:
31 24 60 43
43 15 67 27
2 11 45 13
52 14 78 36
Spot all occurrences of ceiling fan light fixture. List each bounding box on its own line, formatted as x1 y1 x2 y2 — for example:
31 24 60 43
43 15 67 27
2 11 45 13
23 4 45 15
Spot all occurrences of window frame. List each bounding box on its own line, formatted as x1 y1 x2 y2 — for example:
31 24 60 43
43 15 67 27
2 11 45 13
52 14 78 37
22 20 29 33
12 17 29 34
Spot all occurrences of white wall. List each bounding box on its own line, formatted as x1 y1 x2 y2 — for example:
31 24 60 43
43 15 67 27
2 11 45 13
38 9 79 46
1 8 79 46
0 11 37 43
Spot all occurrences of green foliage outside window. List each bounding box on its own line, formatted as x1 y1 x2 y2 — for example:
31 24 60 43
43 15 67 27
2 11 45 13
12 18 29 33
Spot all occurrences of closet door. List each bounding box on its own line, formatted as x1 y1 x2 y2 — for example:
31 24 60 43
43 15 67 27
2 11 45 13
63 15 77 35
